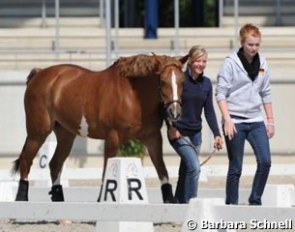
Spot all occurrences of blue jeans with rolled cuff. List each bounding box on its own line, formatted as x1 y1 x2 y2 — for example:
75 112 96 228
224 121 271 205
170 132 202 203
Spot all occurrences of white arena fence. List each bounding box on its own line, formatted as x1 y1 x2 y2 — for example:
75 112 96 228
1 162 295 205
0 186 294 232
0 201 188 223
1 185 294 206
0 199 294 232
0 157 295 232
1 163 295 183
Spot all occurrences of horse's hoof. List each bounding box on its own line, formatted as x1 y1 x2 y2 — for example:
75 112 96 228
161 183 177 203
15 179 29 201
49 185 64 202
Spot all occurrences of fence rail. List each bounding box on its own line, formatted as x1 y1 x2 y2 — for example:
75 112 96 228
0 201 187 223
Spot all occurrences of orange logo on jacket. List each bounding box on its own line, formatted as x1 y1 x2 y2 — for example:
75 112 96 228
259 69 265 75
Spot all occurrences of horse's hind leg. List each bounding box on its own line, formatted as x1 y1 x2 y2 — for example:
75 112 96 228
48 123 76 202
15 136 47 201
142 131 176 203
97 129 120 202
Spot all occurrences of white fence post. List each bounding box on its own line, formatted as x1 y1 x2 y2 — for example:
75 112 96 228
96 157 154 232
0 181 17 201
181 198 236 232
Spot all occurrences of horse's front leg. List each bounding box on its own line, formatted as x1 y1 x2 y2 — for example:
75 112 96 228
142 131 176 203
49 125 75 202
97 129 120 202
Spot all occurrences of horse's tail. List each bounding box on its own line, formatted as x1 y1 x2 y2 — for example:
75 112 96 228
11 158 20 175
26 68 42 85
11 140 28 175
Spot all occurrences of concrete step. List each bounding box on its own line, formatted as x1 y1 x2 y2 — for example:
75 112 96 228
0 0 100 17
2 26 295 38
0 17 102 28
0 55 107 71
0 0 98 4
1 26 295 71
223 0 295 27
224 0 293 6
1 27 295 53
3 50 294 61
0 7 100 18
1 49 295 72
224 6 295 16
0 37 106 50
221 15 295 27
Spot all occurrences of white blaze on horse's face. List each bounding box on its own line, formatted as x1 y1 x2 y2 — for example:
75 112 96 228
168 70 181 121
79 115 89 137
171 71 178 102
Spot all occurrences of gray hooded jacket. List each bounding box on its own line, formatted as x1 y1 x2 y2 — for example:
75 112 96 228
216 51 272 119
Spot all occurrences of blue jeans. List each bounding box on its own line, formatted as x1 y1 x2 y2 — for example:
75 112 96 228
224 121 271 205
170 132 202 203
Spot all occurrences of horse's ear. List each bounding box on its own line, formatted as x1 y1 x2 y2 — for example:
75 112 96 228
151 53 163 69
179 54 189 65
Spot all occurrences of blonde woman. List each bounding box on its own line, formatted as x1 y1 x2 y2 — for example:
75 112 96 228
216 24 274 205
167 45 223 203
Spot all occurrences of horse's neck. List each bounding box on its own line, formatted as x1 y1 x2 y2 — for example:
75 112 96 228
130 75 160 104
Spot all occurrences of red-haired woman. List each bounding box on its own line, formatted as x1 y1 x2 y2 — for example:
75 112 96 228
216 24 275 205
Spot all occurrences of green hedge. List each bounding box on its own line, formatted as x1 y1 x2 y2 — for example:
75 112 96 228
118 139 145 158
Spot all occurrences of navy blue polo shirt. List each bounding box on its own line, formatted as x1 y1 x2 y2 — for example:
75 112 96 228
173 69 221 137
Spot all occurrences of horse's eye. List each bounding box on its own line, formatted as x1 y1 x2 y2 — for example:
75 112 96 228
159 80 165 87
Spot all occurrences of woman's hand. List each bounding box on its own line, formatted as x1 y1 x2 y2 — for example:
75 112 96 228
266 116 275 139
223 117 237 140
266 121 275 138
168 126 182 140
266 124 275 138
214 136 223 150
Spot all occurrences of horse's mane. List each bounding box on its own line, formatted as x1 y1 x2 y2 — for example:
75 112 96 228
113 54 183 77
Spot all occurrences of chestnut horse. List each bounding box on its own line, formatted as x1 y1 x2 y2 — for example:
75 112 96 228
13 54 189 203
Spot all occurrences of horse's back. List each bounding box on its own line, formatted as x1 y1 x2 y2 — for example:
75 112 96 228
24 65 98 133
24 64 141 139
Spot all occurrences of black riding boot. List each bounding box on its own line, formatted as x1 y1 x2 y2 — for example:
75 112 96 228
15 179 29 201
49 185 64 201
161 183 177 203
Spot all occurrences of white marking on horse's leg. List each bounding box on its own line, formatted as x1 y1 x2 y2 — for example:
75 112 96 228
53 171 62 186
161 177 169 185
78 114 89 137
171 71 178 101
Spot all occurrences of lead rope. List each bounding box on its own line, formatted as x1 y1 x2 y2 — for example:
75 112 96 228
167 120 216 166
180 136 216 167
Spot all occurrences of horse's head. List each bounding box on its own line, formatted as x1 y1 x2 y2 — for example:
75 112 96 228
113 53 188 122
154 54 189 122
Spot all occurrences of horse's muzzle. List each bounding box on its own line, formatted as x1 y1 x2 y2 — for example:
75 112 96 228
165 101 182 122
